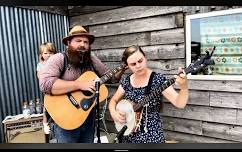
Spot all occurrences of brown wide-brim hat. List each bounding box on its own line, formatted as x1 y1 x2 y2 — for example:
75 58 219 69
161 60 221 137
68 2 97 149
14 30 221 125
62 25 95 45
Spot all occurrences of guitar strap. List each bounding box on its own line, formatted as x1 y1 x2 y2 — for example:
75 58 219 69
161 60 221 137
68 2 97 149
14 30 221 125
145 71 155 95
146 71 164 112
135 71 155 133
60 52 68 78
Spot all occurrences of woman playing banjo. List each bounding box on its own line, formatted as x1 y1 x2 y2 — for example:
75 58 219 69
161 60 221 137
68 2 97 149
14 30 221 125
108 45 189 143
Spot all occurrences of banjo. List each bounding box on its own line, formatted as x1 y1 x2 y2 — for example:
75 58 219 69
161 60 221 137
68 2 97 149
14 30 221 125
115 48 216 136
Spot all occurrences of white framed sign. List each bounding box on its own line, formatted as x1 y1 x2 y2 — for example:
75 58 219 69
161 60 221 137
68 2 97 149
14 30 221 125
185 8 242 81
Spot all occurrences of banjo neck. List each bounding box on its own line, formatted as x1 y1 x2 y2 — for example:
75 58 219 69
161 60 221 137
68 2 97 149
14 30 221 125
132 47 216 112
133 77 176 112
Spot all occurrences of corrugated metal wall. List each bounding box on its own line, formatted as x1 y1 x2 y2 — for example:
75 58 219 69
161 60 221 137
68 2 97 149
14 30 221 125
0 6 69 142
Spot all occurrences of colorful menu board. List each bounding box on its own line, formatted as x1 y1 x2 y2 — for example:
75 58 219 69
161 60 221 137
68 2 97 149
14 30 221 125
199 13 242 75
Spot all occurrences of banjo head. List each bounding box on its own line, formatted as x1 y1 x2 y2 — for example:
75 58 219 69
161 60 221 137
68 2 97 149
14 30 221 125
115 99 136 136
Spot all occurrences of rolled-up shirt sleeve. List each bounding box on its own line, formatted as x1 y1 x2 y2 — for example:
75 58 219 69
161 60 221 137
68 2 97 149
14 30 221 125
39 53 64 95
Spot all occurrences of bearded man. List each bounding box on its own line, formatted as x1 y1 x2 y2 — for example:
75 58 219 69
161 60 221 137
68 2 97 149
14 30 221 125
39 25 125 143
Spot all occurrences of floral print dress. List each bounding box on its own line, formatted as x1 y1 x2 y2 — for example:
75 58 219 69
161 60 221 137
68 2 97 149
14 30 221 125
119 72 167 143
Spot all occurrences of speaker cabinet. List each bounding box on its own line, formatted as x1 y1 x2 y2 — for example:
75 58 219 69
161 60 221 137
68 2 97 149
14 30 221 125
3 116 45 143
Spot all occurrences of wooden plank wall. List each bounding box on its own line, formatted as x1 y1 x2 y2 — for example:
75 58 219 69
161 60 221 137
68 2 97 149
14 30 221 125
69 6 242 143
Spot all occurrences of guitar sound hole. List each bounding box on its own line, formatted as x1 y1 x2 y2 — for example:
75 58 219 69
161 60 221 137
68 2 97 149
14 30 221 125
82 90 94 96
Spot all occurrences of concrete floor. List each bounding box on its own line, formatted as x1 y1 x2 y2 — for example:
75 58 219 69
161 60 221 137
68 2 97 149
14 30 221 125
48 129 117 143
94 130 117 143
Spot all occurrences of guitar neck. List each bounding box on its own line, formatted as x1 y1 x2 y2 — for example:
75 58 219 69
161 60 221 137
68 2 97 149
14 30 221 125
100 64 125 85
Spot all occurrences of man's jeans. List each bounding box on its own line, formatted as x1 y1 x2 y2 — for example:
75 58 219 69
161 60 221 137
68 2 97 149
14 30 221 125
53 110 95 143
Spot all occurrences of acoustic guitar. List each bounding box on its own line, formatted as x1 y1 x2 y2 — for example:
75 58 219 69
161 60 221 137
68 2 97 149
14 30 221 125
44 63 126 130
115 48 216 136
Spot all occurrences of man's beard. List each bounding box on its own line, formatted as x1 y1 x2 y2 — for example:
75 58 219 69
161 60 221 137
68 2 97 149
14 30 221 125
67 46 92 68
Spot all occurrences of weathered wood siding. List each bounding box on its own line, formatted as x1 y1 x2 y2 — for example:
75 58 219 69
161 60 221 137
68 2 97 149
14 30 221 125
69 6 242 143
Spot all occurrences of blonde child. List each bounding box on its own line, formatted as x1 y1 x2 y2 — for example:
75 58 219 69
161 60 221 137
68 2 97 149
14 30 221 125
36 42 57 140
37 42 57 79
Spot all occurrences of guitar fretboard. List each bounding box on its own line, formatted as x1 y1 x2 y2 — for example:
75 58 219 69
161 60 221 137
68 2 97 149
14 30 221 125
100 64 126 84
